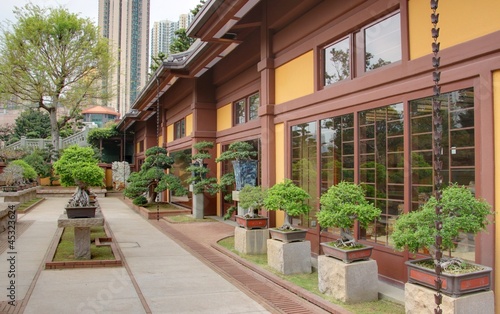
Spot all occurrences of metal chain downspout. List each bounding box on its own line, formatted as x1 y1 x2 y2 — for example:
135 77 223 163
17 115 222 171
431 1 443 313
156 77 160 221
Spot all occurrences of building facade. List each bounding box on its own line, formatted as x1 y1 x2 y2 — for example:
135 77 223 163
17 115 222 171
150 14 194 62
98 0 150 116
118 0 500 306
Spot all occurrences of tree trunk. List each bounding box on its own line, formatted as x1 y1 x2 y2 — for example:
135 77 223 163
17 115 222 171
48 108 59 160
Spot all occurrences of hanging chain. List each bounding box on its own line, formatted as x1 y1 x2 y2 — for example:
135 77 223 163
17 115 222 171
431 1 443 313
156 77 161 221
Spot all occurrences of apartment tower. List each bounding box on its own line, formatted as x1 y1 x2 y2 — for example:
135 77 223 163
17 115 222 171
98 0 150 116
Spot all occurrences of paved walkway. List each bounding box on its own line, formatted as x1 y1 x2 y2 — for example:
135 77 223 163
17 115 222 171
0 196 403 314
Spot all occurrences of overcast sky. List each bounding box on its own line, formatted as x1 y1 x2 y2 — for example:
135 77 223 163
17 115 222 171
0 0 202 26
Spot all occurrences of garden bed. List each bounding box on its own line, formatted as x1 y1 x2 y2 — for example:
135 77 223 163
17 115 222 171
45 223 122 269
129 201 191 220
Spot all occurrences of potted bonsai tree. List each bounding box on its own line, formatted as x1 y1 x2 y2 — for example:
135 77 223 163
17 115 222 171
215 141 258 191
53 145 105 218
11 159 37 187
185 141 219 219
0 164 24 192
263 179 311 242
317 181 381 263
236 184 268 229
391 183 493 296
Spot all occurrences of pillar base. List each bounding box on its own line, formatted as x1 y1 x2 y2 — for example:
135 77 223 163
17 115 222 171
267 239 311 275
234 227 269 255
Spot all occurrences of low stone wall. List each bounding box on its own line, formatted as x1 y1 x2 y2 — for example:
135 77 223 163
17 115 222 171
37 187 107 198
0 202 18 233
0 186 38 203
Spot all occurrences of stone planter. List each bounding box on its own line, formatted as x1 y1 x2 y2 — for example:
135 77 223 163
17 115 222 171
406 258 492 297
320 242 373 263
235 215 268 229
269 228 307 243
65 205 97 219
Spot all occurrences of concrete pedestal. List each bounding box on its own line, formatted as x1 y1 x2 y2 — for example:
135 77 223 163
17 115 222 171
318 255 378 303
267 239 311 275
58 211 104 260
234 227 269 255
404 282 495 314
192 193 204 219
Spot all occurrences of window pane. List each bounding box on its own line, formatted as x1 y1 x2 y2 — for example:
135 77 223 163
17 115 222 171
234 99 246 124
365 13 401 71
248 93 259 121
324 37 350 86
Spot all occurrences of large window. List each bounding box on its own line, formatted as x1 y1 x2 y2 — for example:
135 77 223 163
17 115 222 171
359 104 404 246
322 12 401 88
174 119 185 140
234 92 260 125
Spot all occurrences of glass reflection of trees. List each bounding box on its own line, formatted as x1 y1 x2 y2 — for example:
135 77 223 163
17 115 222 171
169 149 192 207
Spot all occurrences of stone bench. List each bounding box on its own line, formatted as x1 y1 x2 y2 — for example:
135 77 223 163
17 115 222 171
0 202 18 234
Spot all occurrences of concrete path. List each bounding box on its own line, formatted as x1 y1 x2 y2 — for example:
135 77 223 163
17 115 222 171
1 197 270 314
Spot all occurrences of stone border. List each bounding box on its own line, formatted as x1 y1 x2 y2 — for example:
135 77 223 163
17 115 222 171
126 198 191 220
44 223 122 269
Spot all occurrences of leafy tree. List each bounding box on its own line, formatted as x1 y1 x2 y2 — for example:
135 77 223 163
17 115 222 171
14 109 51 139
10 159 37 182
124 146 185 205
23 149 52 179
149 52 167 74
0 4 114 156
170 29 195 54
190 0 206 16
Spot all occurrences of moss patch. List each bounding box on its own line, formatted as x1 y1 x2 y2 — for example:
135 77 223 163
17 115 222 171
54 226 114 261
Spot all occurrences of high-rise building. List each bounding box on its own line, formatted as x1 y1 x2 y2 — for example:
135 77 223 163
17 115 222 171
98 0 150 116
150 14 194 65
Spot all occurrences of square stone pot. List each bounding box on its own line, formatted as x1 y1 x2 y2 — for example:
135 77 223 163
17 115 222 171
406 258 492 297
320 242 373 263
235 215 268 229
65 206 97 219
269 228 307 243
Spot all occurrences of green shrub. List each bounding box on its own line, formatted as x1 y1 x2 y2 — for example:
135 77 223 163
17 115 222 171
10 159 37 181
53 145 99 186
133 195 148 206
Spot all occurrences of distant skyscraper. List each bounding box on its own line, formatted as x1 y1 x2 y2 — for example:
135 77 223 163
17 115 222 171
98 0 150 116
150 14 193 65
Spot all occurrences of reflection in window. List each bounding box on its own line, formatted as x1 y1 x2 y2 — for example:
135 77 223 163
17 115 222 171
359 103 404 246
169 149 191 207
410 88 475 261
234 92 260 125
174 119 185 140
365 13 401 72
324 37 350 86
291 122 317 228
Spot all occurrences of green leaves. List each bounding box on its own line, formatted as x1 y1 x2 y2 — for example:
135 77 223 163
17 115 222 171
263 179 311 216
53 145 99 187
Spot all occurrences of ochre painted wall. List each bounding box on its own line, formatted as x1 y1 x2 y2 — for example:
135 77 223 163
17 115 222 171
274 123 285 227
217 104 232 131
186 114 193 137
493 70 500 313
166 124 174 143
409 0 500 60
275 51 314 105
158 135 163 146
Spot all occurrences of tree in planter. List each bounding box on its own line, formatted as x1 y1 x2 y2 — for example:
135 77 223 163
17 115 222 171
10 160 37 184
215 141 258 191
0 164 24 188
185 141 219 195
391 184 492 269
53 145 104 206
263 179 311 230
124 146 185 205
238 185 267 218
317 181 381 247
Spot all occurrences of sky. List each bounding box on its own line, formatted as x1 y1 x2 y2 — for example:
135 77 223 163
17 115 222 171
0 0 202 26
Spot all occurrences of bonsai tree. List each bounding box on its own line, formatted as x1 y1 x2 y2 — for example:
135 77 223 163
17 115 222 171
185 141 219 195
391 184 492 269
10 160 37 184
23 149 52 183
317 181 381 247
124 146 185 205
216 141 258 191
238 185 267 218
263 179 311 230
53 145 105 206
0 164 24 187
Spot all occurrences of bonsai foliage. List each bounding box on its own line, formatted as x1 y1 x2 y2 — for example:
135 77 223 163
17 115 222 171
10 160 37 182
392 184 492 262
238 185 267 218
215 141 258 162
185 141 219 195
263 179 311 230
53 145 104 206
216 141 258 191
23 149 52 179
317 181 381 245
124 146 185 204
0 164 24 186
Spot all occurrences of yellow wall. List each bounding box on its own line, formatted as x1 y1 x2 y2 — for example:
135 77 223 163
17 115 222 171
217 104 232 131
136 142 140 153
493 70 500 314
409 0 500 59
186 114 193 136
274 123 285 227
158 135 163 146
275 50 314 104
166 124 174 143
